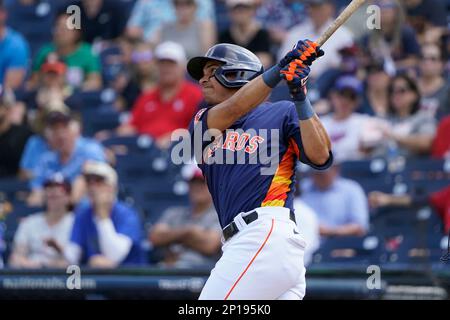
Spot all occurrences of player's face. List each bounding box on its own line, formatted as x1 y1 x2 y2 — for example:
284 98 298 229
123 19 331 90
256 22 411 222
200 61 238 105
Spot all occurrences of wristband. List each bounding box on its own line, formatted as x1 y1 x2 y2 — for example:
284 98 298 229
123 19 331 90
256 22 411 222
262 65 282 88
295 98 315 121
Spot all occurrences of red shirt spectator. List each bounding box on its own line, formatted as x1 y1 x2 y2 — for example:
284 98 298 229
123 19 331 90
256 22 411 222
129 81 202 138
429 186 450 233
431 116 450 158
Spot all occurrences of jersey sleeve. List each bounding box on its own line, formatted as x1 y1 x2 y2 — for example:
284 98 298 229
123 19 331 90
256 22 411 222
284 103 333 170
188 107 215 163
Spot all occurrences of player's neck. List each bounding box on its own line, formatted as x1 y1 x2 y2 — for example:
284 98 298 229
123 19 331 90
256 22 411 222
192 202 211 216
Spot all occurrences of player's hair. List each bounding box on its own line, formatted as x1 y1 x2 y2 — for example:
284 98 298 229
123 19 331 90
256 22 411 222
387 73 421 116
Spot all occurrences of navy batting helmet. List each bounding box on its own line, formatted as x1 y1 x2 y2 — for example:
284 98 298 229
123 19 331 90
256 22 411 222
187 43 264 88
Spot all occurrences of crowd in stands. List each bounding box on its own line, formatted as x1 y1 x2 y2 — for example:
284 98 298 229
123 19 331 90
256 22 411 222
0 0 449 270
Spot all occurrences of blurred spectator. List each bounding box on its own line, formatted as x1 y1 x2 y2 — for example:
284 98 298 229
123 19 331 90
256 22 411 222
71 0 128 45
320 76 377 161
256 0 307 46
149 167 221 268
156 0 215 60
279 0 354 79
31 11 102 91
9 174 73 269
360 61 390 117
378 74 436 157
116 41 202 148
0 86 32 177
16 53 81 111
0 0 30 89
418 43 450 120
65 161 144 267
112 40 157 111
431 115 450 159
19 102 72 180
369 184 450 233
126 0 215 45
301 165 369 238
361 0 420 72
293 197 319 266
219 0 272 68
6 0 57 58
27 109 105 206
404 0 448 44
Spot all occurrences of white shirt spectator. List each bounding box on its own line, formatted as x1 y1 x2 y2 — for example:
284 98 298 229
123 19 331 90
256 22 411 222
293 198 320 266
321 113 374 162
278 18 353 78
12 213 74 266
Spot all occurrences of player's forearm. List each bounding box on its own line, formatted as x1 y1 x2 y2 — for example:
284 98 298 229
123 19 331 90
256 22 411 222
299 114 331 165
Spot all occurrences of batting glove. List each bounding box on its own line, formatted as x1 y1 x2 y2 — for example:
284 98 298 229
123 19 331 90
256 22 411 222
279 40 324 68
280 61 311 101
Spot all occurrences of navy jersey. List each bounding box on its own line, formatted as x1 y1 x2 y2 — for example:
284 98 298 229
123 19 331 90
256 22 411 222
189 101 332 228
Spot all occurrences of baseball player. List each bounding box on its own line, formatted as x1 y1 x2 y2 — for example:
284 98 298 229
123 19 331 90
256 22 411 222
187 40 332 300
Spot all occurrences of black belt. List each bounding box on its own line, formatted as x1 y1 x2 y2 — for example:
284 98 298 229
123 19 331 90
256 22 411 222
222 210 296 241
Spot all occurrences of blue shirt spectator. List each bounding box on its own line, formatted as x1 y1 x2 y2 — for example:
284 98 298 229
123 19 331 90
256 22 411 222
300 165 369 237
20 135 49 174
31 136 105 190
6 0 57 58
66 161 144 267
0 27 30 88
126 0 215 43
69 201 144 266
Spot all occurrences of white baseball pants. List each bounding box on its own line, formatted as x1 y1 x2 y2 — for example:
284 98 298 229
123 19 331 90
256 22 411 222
199 207 307 300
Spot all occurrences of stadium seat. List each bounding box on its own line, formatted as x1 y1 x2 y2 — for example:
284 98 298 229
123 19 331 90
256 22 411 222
102 135 156 155
311 235 382 267
0 178 30 202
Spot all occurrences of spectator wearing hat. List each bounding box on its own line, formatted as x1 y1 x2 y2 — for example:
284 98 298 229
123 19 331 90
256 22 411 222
27 109 106 206
155 0 215 60
320 76 380 162
9 173 74 269
150 166 221 268
0 86 32 177
16 53 82 113
30 11 102 91
126 0 215 45
65 161 144 268
0 0 30 89
301 164 369 239
219 0 272 68
279 0 354 79
116 41 203 148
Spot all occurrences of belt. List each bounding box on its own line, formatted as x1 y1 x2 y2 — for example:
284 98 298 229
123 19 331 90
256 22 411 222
222 209 296 241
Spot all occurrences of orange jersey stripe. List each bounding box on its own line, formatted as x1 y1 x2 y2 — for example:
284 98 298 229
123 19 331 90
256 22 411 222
261 138 298 207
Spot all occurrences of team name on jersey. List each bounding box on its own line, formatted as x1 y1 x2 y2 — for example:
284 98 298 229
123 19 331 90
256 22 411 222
206 131 265 158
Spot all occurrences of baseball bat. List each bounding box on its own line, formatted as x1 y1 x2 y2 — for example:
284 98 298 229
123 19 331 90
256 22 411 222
316 0 366 47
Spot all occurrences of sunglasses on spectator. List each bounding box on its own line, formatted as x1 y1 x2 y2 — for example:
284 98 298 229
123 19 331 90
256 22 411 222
391 86 411 95
84 174 106 184
422 55 440 62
